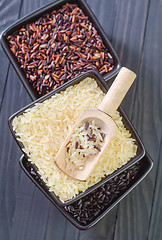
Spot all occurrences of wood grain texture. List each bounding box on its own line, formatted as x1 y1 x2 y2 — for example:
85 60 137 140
0 0 161 239
113 0 162 239
111 0 150 118
148 134 162 240
0 0 23 109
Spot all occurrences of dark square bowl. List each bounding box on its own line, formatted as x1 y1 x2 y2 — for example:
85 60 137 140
0 0 120 100
8 69 145 206
19 153 153 229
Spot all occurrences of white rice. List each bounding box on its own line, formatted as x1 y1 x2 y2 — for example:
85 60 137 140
12 77 137 202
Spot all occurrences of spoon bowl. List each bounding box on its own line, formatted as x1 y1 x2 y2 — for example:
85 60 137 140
54 108 118 181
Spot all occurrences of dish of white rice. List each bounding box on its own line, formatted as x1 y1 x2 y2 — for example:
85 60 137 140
12 77 137 202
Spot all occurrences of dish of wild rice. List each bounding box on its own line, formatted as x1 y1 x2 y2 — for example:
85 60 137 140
12 77 137 202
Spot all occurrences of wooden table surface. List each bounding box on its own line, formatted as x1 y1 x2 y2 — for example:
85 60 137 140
0 0 161 239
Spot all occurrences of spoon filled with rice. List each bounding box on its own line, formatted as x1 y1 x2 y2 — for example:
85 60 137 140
54 67 136 181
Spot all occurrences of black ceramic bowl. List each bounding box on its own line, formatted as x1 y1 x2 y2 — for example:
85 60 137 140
8 69 145 206
0 0 120 100
19 153 153 229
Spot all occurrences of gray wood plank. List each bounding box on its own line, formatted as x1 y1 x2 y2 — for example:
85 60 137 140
44 207 72 240
0 0 23 111
134 0 162 239
60 221 80 240
0 0 22 32
148 132 162 240
112 0 150 118
113 0 162 239
8 175 50 240
0 51 9 110
0 67 31 240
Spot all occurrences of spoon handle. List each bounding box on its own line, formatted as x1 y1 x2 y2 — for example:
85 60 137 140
98 67 136 116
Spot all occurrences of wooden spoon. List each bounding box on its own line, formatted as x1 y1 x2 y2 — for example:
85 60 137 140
54 67 136 181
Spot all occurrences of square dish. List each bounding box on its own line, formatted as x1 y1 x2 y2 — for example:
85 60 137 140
19 153 153 229
8 69 145 206
0 0 120 100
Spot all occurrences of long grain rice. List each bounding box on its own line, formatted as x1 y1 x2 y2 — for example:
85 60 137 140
12 78 137 202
